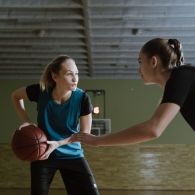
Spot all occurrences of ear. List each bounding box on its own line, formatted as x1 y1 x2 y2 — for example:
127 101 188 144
51 72 57 82
151 56 158 69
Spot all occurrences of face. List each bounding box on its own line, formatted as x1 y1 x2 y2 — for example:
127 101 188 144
52 59 79 91
138 52 156 85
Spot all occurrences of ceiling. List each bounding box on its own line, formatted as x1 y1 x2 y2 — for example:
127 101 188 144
1 0 195 79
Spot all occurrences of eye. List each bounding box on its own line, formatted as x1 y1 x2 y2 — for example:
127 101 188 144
65 72 72 76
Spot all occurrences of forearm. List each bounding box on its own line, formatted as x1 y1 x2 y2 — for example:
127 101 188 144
58 137 72 146
96 121 157 146
12 97 31 123
73 103 179 147
58 139 66 146
58 129 91 147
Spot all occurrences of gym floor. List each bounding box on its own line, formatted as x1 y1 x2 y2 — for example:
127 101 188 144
1 189 195 195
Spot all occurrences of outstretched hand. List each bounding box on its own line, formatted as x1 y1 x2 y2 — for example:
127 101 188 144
39 133 100 160
71 132 99 146
39 137 71 160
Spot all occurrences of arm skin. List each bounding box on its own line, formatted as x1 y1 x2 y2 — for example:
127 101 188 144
71 103 180 146
79 113 92 134
11 87 32 124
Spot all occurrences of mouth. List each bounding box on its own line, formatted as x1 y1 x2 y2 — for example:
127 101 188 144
71 84 77 91
71 83 77 88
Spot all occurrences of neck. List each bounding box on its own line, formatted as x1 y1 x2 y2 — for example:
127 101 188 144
52 86 72 103
155 70 171 88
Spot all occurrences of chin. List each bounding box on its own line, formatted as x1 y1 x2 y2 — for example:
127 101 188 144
142 78 152 85
144 81 155 85
71 86 77 91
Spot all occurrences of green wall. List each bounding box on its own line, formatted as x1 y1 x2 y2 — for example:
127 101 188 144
1 79 195 144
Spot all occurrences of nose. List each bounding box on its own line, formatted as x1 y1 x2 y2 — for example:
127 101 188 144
72 76 76 82
72 74 78 82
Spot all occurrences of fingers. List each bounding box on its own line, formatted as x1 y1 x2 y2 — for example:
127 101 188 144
38 142 54 160
39 145 53 160
39 153 50 160
19 122 31 130
39 150 49 160
19 122 36 130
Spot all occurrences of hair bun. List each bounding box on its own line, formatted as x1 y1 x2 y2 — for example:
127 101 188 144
168 39 184 66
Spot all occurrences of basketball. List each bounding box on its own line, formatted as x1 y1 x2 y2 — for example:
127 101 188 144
11 125 48 162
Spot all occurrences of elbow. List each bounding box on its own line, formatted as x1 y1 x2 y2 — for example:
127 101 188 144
11 91 16 101
150 128 163 139
11 90 21 101
145 119 165 140
11 90 18 98
11 91 18 102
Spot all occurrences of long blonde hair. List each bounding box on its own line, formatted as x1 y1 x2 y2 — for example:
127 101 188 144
40 55 73 91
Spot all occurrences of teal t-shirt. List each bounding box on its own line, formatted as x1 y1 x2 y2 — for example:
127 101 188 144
26 84 92 159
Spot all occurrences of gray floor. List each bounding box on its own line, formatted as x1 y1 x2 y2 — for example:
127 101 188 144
1 189 195 195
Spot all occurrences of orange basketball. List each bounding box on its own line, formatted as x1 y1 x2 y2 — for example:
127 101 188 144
11 125 48 162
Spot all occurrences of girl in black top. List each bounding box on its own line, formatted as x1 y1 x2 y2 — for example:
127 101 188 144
71 38 195 146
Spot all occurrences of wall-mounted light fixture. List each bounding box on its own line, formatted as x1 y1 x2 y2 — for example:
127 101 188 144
85 89 106 118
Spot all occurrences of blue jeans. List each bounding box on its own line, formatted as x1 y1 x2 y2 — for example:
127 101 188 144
30 158 99 195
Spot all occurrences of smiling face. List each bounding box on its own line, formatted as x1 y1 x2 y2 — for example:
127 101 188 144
52 58 79 91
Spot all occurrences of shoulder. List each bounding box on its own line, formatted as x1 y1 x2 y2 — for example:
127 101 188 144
26 84 40 94
72 88 85 98
76 88 91 100
162 64 195 106
167 64 195 84
26 84 41 102
171 64 195 75
74 87 84 94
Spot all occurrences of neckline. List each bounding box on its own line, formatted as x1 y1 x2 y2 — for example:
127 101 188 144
49 89 74 106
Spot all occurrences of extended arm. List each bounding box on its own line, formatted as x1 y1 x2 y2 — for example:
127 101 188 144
72 103 180 146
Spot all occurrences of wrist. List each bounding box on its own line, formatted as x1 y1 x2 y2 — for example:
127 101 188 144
58 137 70 147
58 140 63 147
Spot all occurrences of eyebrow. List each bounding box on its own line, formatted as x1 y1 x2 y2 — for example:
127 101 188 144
64 70 79 73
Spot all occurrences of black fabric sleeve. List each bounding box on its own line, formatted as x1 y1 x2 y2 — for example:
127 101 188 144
80 92 93 116
161 68 194 107
26 84 41 102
